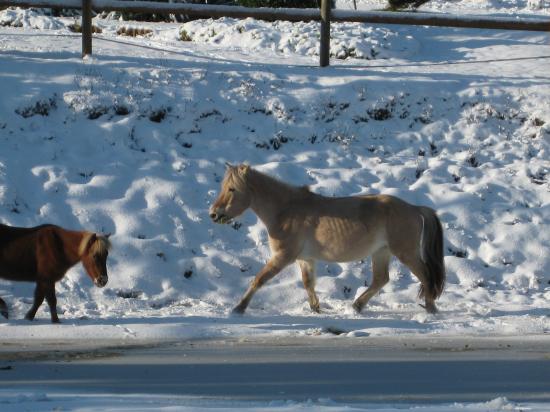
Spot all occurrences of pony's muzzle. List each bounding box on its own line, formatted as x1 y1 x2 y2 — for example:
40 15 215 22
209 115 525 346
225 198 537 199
95 277 108 288
210 211 230 224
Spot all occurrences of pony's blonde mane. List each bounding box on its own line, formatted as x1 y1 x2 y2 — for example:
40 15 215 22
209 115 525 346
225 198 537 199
225 165 249 192
92 235 112 255
79 232 111 257
227 164 310 197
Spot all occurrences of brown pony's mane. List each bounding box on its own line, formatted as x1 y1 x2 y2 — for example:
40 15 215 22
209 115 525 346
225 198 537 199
78 233 112 257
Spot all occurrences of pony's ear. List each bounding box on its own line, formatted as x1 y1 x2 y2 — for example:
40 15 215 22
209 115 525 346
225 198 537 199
238 164 250 177
225 162 234 169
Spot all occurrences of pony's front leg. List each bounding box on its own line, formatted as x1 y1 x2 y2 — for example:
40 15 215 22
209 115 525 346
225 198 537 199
25 282 46 321
44 282 60 323
233 254 294 314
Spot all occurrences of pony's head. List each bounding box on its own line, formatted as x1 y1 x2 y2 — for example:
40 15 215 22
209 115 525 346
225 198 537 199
79 233 111 288
210 163 252 224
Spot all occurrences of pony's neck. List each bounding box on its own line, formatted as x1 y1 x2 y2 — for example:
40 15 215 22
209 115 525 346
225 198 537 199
63 230 90 264
246 169 298 230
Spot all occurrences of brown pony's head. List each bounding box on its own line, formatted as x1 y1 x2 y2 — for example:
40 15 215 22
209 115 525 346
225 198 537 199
209 163 252 224
79 233 111 288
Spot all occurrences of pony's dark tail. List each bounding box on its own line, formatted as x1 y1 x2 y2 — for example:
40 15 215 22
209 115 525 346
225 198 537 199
0 297 8 319
418 207 446 302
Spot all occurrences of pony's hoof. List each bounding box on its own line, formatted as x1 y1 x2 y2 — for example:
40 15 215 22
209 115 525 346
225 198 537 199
419 303 438 314
231 306 246 316
352 301 363 314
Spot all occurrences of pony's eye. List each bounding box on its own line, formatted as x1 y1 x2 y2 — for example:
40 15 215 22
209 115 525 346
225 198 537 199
228 188 236 192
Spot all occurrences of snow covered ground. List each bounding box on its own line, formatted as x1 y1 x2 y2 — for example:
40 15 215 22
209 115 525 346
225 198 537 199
3 395 549 412
0 0 549 366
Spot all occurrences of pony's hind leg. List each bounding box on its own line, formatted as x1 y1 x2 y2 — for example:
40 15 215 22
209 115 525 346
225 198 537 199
0 297 8 319
352 247 391 313
298 259 320 313
400 254 437 314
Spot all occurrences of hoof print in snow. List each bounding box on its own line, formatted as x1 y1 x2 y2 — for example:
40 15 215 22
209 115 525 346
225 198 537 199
342 285 352 298
448 247 468 258
466 155 480 168
156 252 167 262
78 171 94 179
239 264 251 273
183 270 193 279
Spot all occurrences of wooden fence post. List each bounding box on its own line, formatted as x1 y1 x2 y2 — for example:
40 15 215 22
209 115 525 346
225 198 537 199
82 0 92 57
320 0 331 67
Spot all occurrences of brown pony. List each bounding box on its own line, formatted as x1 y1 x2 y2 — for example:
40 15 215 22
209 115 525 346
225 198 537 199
210 164 445 315
0 223 111 323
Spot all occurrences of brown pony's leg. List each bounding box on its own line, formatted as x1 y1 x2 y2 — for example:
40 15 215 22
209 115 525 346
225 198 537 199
233 254 293 314
0 297 8 319
44 283 60 323
352 247 391 313
298 259 320 313
25 282 46 321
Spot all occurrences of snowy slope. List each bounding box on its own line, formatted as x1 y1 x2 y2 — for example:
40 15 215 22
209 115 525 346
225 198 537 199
0 1 549 342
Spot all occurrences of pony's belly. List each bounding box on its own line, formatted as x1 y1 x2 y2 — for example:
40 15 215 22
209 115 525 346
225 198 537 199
300 235 385 263
0 270 36 282
299 217 386 262
317 244 373 263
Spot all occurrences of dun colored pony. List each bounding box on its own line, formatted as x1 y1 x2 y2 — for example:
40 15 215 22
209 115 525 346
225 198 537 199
0 223 111 323
210 164 445 315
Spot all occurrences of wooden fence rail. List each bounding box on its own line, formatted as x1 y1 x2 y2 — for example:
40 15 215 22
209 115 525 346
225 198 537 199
1 0 549 64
